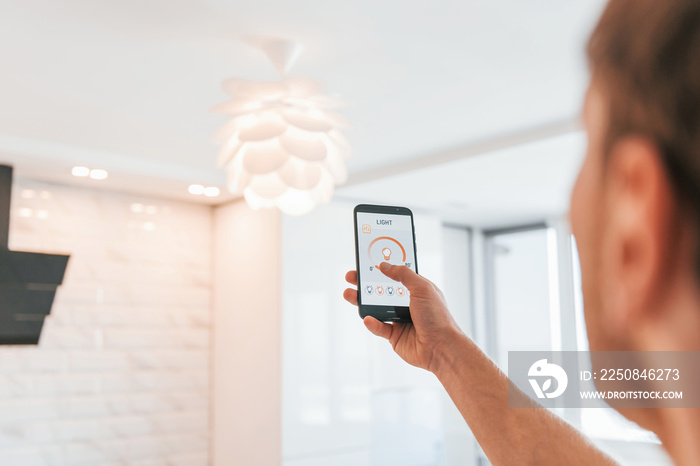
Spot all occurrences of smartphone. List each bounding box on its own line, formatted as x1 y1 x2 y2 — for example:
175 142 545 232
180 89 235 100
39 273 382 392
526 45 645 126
353 204 418 323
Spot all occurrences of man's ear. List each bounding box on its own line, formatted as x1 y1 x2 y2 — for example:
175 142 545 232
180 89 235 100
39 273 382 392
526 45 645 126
600 136 677 330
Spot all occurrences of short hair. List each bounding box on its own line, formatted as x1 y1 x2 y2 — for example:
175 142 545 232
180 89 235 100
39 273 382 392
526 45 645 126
587 0 700 273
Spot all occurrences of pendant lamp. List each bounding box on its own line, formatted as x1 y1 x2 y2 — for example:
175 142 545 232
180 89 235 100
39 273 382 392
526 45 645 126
212 39 351 215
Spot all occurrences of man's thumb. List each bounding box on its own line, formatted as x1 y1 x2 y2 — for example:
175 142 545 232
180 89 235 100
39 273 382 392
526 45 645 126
378 262 420 288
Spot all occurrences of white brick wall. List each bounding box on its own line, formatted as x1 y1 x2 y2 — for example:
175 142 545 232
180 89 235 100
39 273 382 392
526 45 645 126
0 179 212 466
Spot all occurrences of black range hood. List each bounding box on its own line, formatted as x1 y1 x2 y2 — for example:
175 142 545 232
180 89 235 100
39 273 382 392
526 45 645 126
0 165 69 345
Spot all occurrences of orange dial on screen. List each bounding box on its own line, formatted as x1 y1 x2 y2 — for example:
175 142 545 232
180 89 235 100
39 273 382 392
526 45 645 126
368 236 406 268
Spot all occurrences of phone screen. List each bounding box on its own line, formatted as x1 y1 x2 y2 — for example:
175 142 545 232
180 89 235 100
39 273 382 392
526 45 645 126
355 211 417 307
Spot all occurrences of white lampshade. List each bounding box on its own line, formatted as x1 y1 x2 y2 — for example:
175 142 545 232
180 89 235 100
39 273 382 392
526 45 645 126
213 76 350 215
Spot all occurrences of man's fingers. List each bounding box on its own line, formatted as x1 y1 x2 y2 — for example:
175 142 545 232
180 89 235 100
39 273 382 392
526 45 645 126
378 262 422 289
343 288 358 306
363 316 393 340
345 270 357 286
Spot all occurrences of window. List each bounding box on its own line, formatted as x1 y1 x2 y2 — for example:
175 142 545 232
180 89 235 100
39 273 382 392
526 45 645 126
483 223 659 443
486 225 555 369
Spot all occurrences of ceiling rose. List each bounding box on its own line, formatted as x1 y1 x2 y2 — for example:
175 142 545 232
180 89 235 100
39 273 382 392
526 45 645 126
212 39 351 216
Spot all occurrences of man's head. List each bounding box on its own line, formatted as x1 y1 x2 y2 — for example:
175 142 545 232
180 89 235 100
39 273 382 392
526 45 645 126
571 0 700 352
570 0 700 434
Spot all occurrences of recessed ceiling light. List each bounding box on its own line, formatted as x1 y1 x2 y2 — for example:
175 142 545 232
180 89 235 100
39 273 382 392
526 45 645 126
89 169 108 180
131 203 144 213
72 166 90 177
204 187 220 197
188 184 205 195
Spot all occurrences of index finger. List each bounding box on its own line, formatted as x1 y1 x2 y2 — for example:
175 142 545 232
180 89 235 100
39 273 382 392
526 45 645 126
378 262 424 289
345 270 357 286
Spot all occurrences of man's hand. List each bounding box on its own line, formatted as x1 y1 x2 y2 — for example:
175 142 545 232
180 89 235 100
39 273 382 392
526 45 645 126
343 262 464 374
344 263 617 465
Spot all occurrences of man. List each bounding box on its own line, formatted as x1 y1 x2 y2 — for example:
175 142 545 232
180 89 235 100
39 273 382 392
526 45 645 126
343 0 700 464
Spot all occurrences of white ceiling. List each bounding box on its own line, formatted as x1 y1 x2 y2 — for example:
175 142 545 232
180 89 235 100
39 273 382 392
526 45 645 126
0 0 604 205
337 131 586 228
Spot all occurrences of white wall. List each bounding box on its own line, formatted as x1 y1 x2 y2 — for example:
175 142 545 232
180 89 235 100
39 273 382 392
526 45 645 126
282 200 371 465
212 200 282 466
0 178 212 465
282 200 467 466
439 226 477 466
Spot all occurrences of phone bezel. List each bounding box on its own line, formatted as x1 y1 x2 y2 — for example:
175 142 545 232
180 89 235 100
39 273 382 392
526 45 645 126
353 204 417 323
